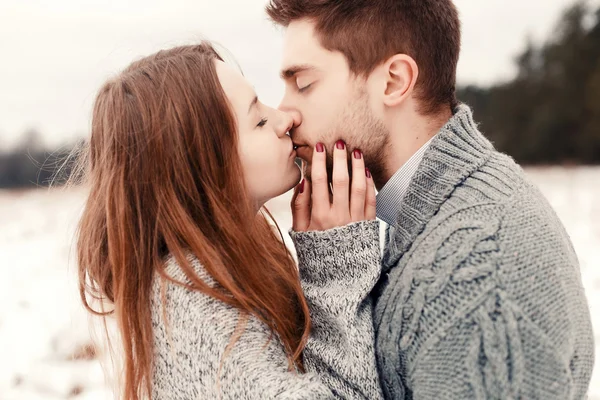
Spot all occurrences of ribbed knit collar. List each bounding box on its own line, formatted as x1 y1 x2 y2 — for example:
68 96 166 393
383 104 495 272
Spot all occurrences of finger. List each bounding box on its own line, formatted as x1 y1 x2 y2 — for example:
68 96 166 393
365 168 377 220
310 143 330 216
350 149 367 221
331 140 350 214
291 179 311 231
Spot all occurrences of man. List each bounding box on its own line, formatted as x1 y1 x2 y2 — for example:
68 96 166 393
267 0 595 398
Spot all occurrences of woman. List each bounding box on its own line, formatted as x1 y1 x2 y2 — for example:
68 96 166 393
75 42 383 399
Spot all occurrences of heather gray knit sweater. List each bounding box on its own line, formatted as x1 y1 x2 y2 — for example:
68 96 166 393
150 221 384 399
373 105 595 399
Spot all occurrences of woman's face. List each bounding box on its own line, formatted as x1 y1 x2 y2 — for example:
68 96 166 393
215 60 301 207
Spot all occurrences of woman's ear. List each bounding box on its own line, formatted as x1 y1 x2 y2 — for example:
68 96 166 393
382 54 419 107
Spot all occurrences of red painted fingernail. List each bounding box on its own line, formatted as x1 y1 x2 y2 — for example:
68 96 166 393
316 143 324 153
366 168 371 178
336 140 345 150
299 179 305 193
353 149 362 159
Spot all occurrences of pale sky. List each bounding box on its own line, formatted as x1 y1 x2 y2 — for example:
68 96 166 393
0 0 597 148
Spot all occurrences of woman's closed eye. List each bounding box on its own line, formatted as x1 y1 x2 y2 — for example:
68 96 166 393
257 117 268 128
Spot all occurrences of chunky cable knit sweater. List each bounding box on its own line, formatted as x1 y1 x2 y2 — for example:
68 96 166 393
150 221 384 399
373 105 595 399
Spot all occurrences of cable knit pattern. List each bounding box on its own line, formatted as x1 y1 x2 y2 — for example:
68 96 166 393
150 220 384 399
373 105 595 400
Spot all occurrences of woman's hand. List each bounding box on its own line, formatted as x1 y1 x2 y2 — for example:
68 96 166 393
292 140 376 232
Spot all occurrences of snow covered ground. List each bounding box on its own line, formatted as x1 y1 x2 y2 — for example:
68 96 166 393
0 166 598 399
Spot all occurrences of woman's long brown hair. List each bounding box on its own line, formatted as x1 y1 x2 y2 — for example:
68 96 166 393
75 42 311 400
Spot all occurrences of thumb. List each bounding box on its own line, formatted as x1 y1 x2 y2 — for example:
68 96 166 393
291 179 311 232
365 168 377 220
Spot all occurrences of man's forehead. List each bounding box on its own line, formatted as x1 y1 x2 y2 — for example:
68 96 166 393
280 48 322 78
284 19 318 43
281 20 322 64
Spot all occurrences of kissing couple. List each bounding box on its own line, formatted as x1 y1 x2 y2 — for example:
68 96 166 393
75 0 595 399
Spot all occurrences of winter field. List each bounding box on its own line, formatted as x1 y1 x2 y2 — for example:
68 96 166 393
0 166 598 399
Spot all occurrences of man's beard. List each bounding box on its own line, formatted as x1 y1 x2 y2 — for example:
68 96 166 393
303 94 389 188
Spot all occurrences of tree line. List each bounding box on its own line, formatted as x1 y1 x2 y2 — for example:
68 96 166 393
458 2 600 164
0 130 78 189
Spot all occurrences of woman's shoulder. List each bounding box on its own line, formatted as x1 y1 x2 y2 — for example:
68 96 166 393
150 252 273 346
151 252 235 331
160 252 217 287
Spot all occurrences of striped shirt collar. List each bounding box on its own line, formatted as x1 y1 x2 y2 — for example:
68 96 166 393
376 136 436 226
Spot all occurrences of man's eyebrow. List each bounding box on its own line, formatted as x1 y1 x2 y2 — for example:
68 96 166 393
248 96 258 114
280 65 317 80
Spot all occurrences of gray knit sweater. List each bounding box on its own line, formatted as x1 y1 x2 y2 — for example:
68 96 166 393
150 221 384 399
373 105 595 399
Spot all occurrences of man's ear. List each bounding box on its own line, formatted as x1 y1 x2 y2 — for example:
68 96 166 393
383 54 419 107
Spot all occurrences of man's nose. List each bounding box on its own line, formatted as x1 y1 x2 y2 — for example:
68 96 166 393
277 95 302 137
285 109 302 130
274 110 297 138
278 95 301 124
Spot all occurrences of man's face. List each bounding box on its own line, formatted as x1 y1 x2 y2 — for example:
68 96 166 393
278 19 388 181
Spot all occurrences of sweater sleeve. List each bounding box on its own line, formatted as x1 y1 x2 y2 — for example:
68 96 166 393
289 220 385 400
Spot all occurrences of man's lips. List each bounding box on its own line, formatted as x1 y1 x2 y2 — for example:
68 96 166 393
293 144 308 152
293 145 311 160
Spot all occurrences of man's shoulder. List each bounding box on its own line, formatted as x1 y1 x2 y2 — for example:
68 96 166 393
453 150 532 202
376 158 583 350
397 156 580 318
426 172 572 262
442 150 561 227
390 151 578 306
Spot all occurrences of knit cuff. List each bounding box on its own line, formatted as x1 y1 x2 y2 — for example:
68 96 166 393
290 220 381 285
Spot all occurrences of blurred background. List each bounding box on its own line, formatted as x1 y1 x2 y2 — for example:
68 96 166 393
0 0 599 398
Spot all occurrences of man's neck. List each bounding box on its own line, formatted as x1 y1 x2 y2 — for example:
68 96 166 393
375 106 453 191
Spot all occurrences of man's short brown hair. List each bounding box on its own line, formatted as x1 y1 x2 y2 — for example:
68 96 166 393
266 0 461 114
